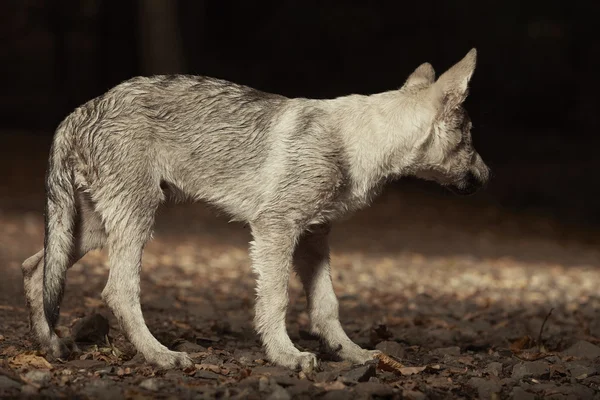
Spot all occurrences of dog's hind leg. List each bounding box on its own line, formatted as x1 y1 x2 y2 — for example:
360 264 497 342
293 224 380 364
97 181 192 369
22 191 106 358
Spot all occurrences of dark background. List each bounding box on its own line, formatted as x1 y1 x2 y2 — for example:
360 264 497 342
1 0 598 227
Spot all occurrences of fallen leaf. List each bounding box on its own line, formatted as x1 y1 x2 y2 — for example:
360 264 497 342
195 364 225 375
10 353 53 370
513 351 555 361
510 336 534 353
376 352 405 373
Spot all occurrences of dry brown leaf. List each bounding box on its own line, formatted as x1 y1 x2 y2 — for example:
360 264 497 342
10 353 53 370
195 363 224 374
0 345 19 357
513 351 555 361
376 353 405 373
510 335 534 353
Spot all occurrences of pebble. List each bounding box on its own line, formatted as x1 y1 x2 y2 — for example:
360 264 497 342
375 341 405 358
511 387 536 400
484 361 503 377
562 340 600 360
266 383 291 400
431 346 461 356
340 364 376 383
512 361 550 379
0 376 21 390
467 377 501 398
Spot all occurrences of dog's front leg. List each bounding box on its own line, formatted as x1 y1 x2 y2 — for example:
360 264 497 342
294 224 380 364
250 221 318 373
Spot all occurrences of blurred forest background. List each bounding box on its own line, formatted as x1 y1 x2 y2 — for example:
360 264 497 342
0 0 598 225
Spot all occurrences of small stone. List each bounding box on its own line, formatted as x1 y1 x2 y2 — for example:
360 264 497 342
139 378 162 391
171 339 206 353
562 340 600 360
24 370 52 386
195 370 221 380
20 385 39 395
484 362 504 377
431 346 461 356
375 341 405 358
512 361 550 379
354 381 394 397
322 390 350 400
565 361 596 379
258 376 270 392
72 314 110 344
315 370 339 383
403 389 427 400
0 376 21 390
511 387 536 400
285 379 316 397
340 364 376 383
467 377 501 399
556 383 595 399
82 379 122 400
123 352 145 366
267 384 291 400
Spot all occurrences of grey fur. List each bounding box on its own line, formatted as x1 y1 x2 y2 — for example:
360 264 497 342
23 49 489 372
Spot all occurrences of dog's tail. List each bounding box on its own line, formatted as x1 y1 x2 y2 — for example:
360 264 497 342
43 118 77 329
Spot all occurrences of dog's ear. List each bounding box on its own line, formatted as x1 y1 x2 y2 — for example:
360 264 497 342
434 48 477 111
404 62 436 88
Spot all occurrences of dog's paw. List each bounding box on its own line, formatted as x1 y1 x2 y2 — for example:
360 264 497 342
45 334 76 360
146 350 193 369
339 347 381 365
270 351 318 373
296 351 318 373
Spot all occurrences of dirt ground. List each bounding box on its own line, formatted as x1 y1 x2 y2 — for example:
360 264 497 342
1 135 599 399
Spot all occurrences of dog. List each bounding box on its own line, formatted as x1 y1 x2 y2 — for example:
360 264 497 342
22 48 489 373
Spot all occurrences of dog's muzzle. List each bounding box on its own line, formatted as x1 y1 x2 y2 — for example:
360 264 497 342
449 166 490 196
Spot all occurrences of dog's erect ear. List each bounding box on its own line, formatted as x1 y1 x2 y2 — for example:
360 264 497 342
434 48 477 110
404 62 436 88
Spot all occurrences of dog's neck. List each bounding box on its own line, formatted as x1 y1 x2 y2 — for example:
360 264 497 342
326 89 435 203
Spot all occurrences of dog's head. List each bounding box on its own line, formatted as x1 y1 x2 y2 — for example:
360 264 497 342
402 49 490 195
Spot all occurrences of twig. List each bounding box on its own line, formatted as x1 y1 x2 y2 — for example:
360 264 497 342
536 308 554 352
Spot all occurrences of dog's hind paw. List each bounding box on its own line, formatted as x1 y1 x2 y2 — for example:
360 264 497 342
145 350 193 369
44 334 78 361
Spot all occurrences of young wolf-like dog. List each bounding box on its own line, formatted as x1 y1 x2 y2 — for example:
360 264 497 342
22 49 489 372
